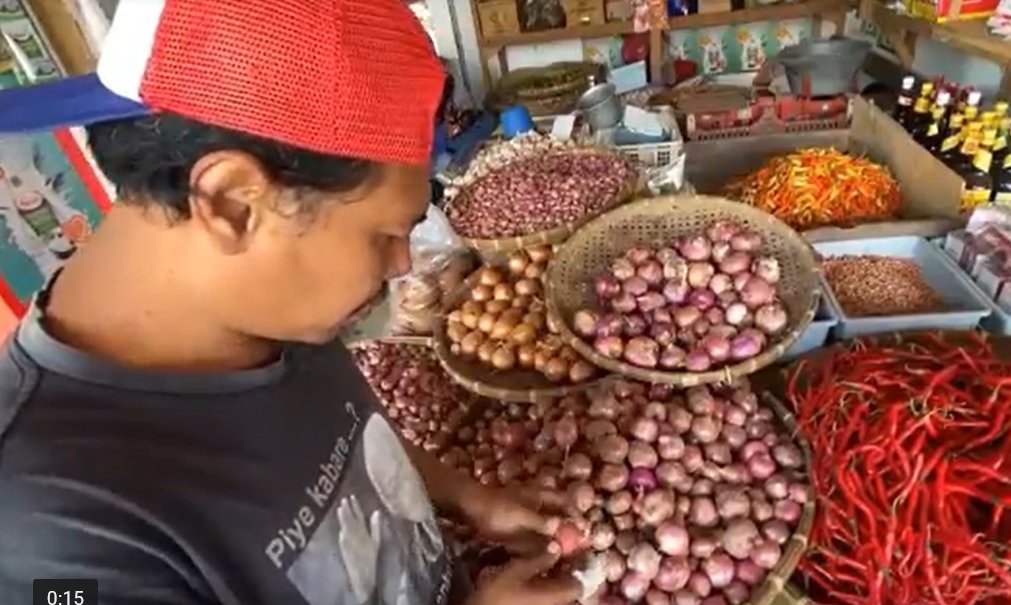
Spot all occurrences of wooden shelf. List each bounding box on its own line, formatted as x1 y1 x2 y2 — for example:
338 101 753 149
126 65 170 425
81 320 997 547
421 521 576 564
669 0 851 28
861 0 1011 68
480 21 634 50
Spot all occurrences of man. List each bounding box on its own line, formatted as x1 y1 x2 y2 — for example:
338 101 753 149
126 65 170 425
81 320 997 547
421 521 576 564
0 2 583 605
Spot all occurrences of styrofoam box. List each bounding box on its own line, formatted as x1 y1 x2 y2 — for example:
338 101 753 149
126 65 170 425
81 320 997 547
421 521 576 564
814 236 992 339
782 286 839 361
928 240 1011 335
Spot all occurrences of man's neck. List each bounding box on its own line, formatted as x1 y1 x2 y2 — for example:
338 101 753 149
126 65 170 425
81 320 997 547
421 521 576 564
42 207 279 372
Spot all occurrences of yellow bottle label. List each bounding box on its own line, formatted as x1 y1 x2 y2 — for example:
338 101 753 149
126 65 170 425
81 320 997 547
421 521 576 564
961 138 980 155
961 186 992 210
913 97 931 113
966 107 980 121
1004 153 1011 168
996 101 1009 117
940 135 961 152
973 150 993 173
921 83 935 96
927 122 940 137
950 114 965 130
931 107 946 122
995 137 1008 153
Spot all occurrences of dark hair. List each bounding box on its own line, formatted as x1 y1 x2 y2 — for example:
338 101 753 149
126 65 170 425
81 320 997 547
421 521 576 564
86 112 376 217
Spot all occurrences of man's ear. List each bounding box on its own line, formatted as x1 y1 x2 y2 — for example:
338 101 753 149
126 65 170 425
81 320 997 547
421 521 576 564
187 150 275 254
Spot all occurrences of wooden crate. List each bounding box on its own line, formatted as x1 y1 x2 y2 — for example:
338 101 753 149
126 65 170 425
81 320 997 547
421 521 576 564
562 0 606 26
476 0 521 37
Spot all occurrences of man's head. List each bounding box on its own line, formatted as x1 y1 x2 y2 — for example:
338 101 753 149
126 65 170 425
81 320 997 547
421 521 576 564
87 111 431 344
0 0 445 344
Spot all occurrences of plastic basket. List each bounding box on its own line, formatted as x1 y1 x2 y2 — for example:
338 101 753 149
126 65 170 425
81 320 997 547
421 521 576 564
814 236 992 339
616 139 684 167
782 286 839 361
929 240 1011 336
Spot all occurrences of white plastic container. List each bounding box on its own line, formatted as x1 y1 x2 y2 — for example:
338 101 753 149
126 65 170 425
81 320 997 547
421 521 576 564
814 236 992 339
783 287 839 361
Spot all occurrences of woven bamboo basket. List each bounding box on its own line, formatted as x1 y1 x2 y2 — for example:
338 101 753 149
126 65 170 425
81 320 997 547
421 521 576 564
445 148 642 261
545 194 820 386
489 62 598 104
347 335 434 350
432 268 609 403
774 584 811 605
750 390 816 605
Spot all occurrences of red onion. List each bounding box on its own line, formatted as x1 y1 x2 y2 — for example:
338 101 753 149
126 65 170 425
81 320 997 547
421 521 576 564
563 452 593 481
674 306 702 328
761 519 791 545
622 571 652 601
708 273 733 295
555 414 579 448
674 590 701 605
688 288 717 310
612 257 636 280
660 344 688 369
644 401 668 421
740 277 774 309
595 274 623 299
702 553 735 588
703 441 732 465
657 461 689 490
688 571 712 597
687 262 716 289
772 443 803 469
629 440 659 468
639 292 669 313
655 522 690 556
690 535 718 559
594 335 625 359
707 221 741 243
647 589 672 605
596 435 630 464
705 307 725 325
774 499 802 523
691 415 721 444
750 539 781 569
700 333 731 362
651 322 677 346
669 407 693 434
679 235 712 261
612 292 638 313
625 337 660 368
730 231 762 252
606 490 633 515
597 464 630 492
591 521 616 550
718 252 751 275
747 454 777 480
568 482 596 513
721 518 759 559
723 302 749 326
654 556 692 592
603 549 627 582
751 256 781 284
628 543 662 578
616 529 637 552
573 309 600 338
639 489 676 525
596 313 625 337
685 349 712 372
720 463 750 484
585 419 618 441
754 302 788 335
729 332 764 360
710 241 731 263
624 276 650 297
653 307 674 325
631 417 660 443
627 246 655 265
715 487 750 519
658 434 686 460
741 440 768 461
663 257 689 282
751 498 774 522
735 559 765 585
689 497 719 527
656 247 680 264
624 314 649 337
690 478 714 496
638 260 665 286
789 482 811 503
629 467 658 492
682 445 704 472
723 581 750 605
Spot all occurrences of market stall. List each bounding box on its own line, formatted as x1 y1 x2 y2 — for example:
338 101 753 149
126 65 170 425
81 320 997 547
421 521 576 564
344 32 1011 605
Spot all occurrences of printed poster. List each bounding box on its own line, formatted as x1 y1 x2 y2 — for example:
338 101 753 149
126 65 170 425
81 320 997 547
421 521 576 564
0 1 111 318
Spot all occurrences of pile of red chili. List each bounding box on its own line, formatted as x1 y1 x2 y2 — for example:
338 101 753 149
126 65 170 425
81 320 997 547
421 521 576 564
786 332 1011 605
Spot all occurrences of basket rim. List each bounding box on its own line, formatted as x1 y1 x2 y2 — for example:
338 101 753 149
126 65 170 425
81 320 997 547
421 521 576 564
544 193 821 387
346 335 433 349
750 390 816 605
431 266 610 403
446 148 642 255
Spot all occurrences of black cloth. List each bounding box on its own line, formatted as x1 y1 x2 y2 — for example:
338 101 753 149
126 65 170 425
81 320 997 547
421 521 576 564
0 300 456 605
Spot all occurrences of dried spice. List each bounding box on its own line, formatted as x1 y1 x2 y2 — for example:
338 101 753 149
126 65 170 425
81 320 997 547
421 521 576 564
822 255 945 317
725 148 901 230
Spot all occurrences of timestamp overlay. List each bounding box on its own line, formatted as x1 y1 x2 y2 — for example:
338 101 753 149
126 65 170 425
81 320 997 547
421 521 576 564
32 579 97 605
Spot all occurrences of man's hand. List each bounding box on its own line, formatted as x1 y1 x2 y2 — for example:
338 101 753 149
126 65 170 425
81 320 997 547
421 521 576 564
458 483 566 555
468 548 582 605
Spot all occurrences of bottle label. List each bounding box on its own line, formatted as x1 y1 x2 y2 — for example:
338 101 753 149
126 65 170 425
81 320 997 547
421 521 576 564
973 150 993 173
940 135 960 152
961 139 980 155
913 98 930 113
927 123 940 137
995 137 1008 153
1004 153 1011 169
961 187 992 210
898 96 913 107
995 191 1011 203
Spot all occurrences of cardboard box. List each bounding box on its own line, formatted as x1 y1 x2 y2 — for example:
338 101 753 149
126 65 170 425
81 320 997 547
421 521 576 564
562 0 606 26
605 0 634 21
697 0 734 14
905 0 998 22
476 0 521 38
685 96 967 239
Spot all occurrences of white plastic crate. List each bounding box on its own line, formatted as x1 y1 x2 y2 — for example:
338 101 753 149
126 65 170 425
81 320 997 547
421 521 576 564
928 240 1011 335
616 139 684 167
814 236 992 339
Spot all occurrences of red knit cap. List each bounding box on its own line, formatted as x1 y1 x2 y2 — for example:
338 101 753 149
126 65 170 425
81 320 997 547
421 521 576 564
132 1 445 164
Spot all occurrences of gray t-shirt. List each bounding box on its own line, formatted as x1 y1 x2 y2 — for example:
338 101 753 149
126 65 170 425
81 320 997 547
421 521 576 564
0 303 456 605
